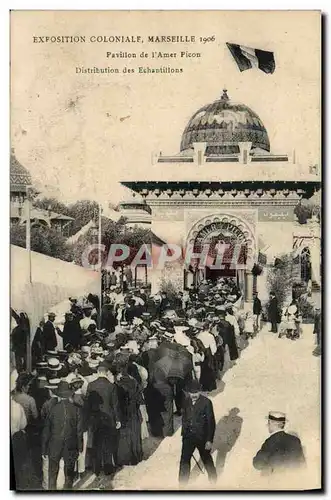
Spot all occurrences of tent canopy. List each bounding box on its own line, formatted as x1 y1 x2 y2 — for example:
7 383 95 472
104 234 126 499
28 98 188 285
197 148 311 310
11 244 100 338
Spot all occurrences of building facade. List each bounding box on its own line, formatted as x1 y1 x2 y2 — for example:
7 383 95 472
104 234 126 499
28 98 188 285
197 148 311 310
121 90 321 303
10 150 73 237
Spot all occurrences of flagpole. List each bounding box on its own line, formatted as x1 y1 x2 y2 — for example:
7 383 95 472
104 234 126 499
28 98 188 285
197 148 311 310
98 204 102 323
26 186 32 283
25 185 32 372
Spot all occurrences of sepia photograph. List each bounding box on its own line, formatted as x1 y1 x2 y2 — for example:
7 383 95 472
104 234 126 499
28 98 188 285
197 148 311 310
9 10 321 491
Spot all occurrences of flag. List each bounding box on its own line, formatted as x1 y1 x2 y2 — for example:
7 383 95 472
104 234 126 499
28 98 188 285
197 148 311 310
226 43 275 74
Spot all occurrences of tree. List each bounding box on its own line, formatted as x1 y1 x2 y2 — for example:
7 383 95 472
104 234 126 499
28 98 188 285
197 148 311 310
267 253 294 309
33 197 71 217
10 223 26 248
10 223 73 261
294 197 321 224
67 200 100 236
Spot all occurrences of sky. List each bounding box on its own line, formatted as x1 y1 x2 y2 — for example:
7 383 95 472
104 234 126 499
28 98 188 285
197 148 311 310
10 11 320 210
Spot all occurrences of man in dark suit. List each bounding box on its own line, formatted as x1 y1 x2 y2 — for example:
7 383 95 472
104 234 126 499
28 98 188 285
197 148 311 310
42 312 58 352
179 380 217 485
42 381 83 490
86 362 121 475
253 411 305 475
253 292 262 332
268 293 279 333
217 308 238 361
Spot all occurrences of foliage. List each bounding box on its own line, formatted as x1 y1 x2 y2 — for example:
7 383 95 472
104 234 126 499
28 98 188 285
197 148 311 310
33 197 71 217
67 200 100 236
294 202 320 224
267 253 294 310
11 223 73 261
10 223 26 248
159 277 181 305
297 294 315 320
69 219 153 268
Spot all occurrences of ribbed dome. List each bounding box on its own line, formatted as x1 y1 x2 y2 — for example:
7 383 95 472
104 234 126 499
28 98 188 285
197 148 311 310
180 89 270 155
10 150 32 191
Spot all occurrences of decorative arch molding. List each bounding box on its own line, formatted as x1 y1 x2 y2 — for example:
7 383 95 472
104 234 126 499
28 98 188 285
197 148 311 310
185 212 257 266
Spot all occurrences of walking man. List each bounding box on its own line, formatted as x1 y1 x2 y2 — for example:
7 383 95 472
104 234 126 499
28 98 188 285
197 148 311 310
42 381 83 490
178 380 217 485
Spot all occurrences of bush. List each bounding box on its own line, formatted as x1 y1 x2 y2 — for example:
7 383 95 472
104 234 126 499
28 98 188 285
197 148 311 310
267 253 294 310
297 295 315 320
159 278 181 306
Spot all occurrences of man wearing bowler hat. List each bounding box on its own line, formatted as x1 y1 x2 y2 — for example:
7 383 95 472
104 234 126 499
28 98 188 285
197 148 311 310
179 380 217 485
253 411 305 474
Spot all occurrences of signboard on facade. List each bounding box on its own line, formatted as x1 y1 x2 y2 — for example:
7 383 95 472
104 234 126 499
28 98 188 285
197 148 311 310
258 206 295 222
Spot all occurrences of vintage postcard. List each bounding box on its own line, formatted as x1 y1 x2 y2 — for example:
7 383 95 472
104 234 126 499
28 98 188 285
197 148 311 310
10 10 321 491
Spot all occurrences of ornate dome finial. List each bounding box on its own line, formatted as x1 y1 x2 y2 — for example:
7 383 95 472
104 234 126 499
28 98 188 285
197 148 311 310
221 88 229 101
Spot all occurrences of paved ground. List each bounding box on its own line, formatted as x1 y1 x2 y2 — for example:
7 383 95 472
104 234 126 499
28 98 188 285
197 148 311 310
80 324 321 491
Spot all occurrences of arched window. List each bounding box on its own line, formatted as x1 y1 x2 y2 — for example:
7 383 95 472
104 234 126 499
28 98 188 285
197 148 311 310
301 247 312 283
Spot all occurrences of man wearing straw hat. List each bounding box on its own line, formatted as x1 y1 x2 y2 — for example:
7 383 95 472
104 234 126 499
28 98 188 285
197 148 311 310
253 411 305 475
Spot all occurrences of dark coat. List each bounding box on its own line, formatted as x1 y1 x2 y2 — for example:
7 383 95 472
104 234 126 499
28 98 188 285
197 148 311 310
268 297 279 323
253 431 305 473
62 320 82 349
11 325 27 356
217 319 239 361
181 394 216 443
253 297 262 315
86 376 120 431
42 320 58 352
42 399 83 459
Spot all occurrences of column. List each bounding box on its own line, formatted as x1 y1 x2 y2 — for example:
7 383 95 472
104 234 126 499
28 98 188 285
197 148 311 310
245 271 254 302
237 269 246 298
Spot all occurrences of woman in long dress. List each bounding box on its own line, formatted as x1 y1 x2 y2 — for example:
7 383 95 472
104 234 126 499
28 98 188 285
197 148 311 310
114 357 144 466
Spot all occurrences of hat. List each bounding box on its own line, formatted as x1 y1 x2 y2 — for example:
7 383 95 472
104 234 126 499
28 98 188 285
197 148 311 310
69 376 84 388
55 381 73 399
83 302 93 310
142 312 151 318
156 325 167 332
98 359 112 370
186 380 202 394
148 334 158 341
88 359 100 369
48 311 56 317
78 364 94 377
37 376 47 388
45 350 59 358
45 377 61 390
47 358 63 371
68 353 82 366
267 411 286 422
81 346 91 354
162 331 174 339
120 321 129 327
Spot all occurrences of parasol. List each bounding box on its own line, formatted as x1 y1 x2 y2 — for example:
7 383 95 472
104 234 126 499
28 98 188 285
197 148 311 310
153 354 192 381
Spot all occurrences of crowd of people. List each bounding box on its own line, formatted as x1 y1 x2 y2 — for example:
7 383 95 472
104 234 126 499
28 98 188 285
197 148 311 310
10 272 317 490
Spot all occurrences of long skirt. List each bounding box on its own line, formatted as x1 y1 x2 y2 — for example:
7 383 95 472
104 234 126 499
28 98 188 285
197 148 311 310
117 416 143 466
200 358 217 392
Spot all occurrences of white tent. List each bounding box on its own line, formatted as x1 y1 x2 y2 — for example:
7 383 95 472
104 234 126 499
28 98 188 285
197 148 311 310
11 244 100 339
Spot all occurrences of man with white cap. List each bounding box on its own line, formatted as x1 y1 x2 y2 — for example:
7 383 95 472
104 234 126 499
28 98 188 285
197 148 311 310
253 411 305 474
